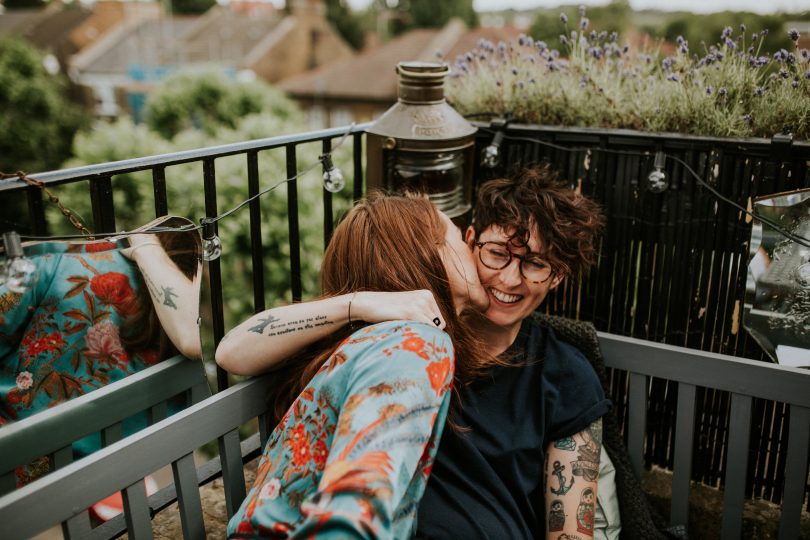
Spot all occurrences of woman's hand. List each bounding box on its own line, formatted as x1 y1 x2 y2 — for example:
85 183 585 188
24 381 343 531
352 290 445 330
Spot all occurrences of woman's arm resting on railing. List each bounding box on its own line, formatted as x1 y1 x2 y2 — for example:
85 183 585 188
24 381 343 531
215 290 443 376
545 419 602 540
122 234 202 359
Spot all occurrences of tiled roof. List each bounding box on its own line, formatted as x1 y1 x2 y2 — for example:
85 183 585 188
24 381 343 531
279 22 522 101
180 6 281 65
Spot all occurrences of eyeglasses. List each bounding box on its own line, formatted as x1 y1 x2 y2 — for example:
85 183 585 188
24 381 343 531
474 241 555 284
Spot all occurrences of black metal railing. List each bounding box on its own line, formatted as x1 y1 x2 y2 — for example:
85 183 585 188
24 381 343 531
1 123 371 392
3 122 809 511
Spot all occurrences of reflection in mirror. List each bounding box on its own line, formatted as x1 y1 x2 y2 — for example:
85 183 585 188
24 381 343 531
0 216 203 486
744 189 810 367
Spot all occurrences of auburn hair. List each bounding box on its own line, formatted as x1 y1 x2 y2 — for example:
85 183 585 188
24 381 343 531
473 164 605 278
270 192 503 426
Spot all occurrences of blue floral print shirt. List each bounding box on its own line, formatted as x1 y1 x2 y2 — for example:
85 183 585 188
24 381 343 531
228 320 455 539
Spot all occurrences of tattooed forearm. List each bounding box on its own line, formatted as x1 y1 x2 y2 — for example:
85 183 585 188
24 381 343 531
550 460 574 495
247 313 335 337
555 534 585 540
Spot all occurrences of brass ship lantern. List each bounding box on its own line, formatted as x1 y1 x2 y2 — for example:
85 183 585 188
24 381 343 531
366 61 477 221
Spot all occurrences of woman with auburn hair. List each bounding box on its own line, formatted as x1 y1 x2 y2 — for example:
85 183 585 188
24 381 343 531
218 193 497 538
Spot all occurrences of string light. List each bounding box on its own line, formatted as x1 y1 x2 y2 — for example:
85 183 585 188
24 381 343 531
320 154 345 193
481 118 508 169
647 150 668 193
1 232 37 294
201 219 222 262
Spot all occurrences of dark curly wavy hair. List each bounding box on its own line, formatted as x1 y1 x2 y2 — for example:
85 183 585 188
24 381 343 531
472 164 605 278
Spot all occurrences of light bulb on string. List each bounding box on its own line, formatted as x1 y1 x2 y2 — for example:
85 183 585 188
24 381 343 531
648 151 668 193
320 154 345 193
481 121 507 169
2 232 37 294
201 219 222 262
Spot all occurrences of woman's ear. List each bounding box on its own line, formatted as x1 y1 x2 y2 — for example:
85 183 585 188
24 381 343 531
549 273 564 290
465 226 475 249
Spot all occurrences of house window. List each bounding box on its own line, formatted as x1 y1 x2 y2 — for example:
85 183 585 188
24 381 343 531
308 106 326 130
329 107 352 128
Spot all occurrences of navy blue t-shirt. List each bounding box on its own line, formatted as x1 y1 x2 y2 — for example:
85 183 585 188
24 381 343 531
416 318 610 539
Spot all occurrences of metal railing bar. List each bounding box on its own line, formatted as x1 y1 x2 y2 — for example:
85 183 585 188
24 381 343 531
122 480 153 539
322 138 334 248
89 175 116 233
202 158 227 391
598 333 810 407
0 124 373 191
627 372 647 479
778 405 810 540
720 393 753 539
172 452 205 539
246 150 265 313
670 382 696 527
152 167 168 217
353 132 364 201
286 145 302 302
25 185 48 235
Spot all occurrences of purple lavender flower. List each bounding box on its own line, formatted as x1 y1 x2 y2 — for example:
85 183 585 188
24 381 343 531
548 61 557 71
623 44 629 54
511 66 518 75
496 80 502 87
679 41 689 54
748 46 755 54
527 36 534 47
537 41 547 52
805 70 810 79
560 13 569 24
590 30 597 41
762 28 769 37
718 87 727 96
754 86 764 96
792 80 799 88
722 26 732 39
591 47 602 60
677 35 685 46
560 35 569 46
773 51 783 62
757 56 770 66
499 41 507 54
779 68 789 78
465 52 473 63
706 85 713 94
610 31 618 43
787 52 797 65
655 107 661 114
667 74 680 82
743 114 752 123
788 28 800 42
662 57 673 71
551 50 560 58
517 80 525 89
599 31 607 41
725 38 736 50
518 35 526 46
579 74 588 87
579 4 586 16
580 18 589 30
801 49 809 60
571 30 578 40
715 51 725 60
752 32 758 42
740 24 746 32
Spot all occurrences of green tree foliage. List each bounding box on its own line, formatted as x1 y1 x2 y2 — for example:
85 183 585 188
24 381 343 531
327 0 365 50
144 69 299 139
170 0 216 15
60 72 354 326
662 12 792 55
0 37 87 174
374 0 478 35
530 1 631 52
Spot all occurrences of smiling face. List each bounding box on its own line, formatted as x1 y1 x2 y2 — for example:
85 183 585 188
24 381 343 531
466 223 562 334
438 212 490 314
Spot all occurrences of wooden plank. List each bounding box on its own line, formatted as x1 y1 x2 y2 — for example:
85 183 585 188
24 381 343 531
0 472 14 496
51 446 72 470
123 480 153 540
62 512 92 540
670 383 696 527
720 393 753 539
148 402 168 425
172 453 205 540
219 428 247 518
778 406 810 540
101 422 123 447
627 372 647 479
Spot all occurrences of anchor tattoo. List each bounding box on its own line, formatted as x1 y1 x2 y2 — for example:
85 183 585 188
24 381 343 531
550 460 574 495
248 315 280 334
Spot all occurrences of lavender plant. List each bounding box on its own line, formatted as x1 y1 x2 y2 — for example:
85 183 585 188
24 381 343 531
446 8 810 140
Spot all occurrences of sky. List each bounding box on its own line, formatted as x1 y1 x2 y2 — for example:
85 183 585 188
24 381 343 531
343 0 809 15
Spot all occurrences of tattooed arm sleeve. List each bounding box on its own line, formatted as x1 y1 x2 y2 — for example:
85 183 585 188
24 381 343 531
215 290 443 376
545 418 603 540
125 236 202 359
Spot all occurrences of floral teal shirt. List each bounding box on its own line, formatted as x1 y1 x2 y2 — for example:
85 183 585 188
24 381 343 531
228 320 454 539
0 240 159 485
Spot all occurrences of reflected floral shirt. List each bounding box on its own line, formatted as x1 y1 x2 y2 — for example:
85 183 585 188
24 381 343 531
0 240 159 484
228 321 454 539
